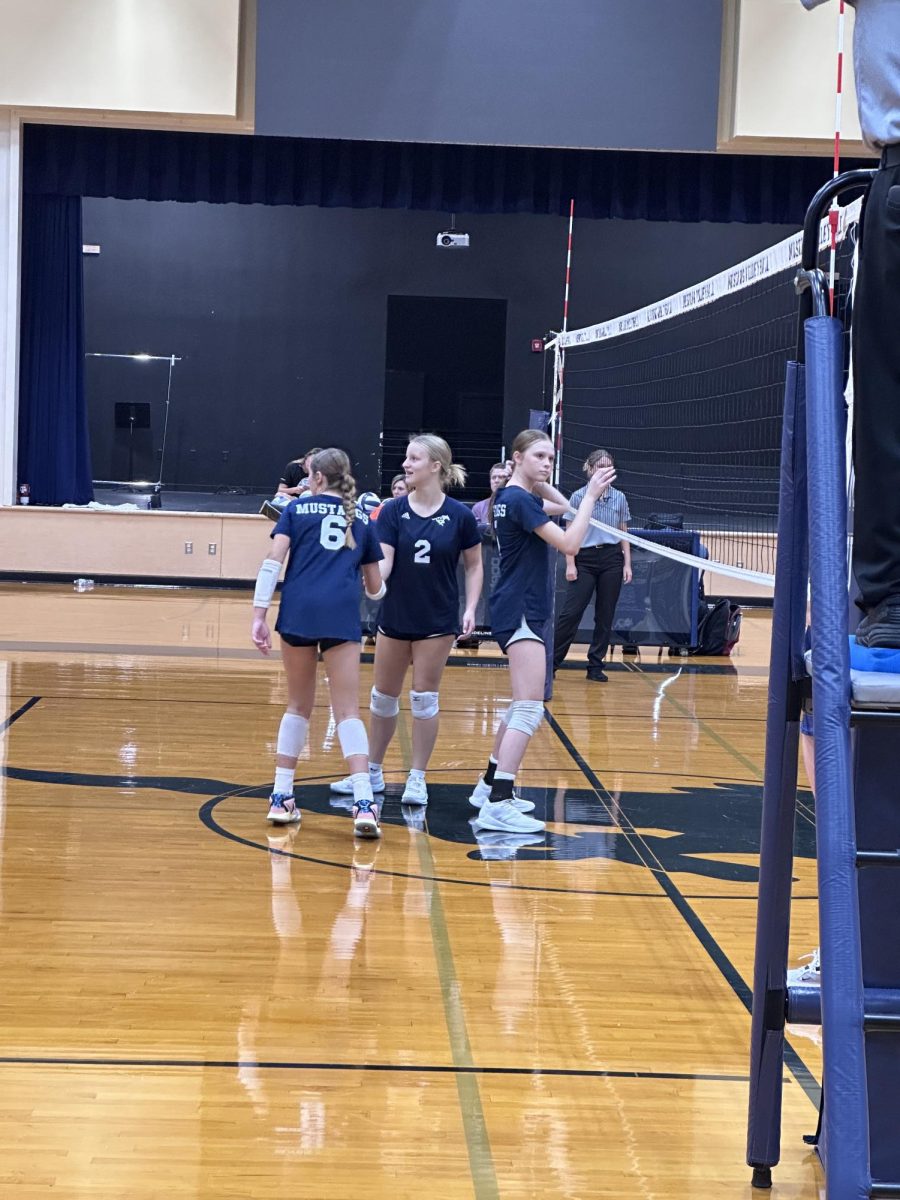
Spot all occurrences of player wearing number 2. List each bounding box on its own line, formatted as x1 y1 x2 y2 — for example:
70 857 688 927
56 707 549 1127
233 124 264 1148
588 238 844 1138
251 448 386 838
331 435 483 806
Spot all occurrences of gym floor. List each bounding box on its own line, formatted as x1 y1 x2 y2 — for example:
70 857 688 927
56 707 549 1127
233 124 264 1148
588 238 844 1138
0 585 821 1198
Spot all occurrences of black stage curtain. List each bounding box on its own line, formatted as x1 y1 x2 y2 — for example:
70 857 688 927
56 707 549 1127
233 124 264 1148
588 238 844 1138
22 123 868 225
18 194 93 506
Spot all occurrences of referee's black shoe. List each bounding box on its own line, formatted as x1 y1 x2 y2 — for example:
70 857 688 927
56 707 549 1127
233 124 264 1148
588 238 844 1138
856 597 900 650
586 669 608 682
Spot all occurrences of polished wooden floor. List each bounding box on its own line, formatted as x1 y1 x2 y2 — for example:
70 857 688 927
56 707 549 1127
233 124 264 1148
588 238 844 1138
0 585 821 1198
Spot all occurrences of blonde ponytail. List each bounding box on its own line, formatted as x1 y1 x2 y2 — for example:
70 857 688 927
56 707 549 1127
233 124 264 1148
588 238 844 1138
408 434 467 491
338 472 357 549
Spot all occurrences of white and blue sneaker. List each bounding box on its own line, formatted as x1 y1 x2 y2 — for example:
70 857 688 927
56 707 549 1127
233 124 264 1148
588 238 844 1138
468 776 535 812
331 766 385 795
267 793 301 825
352 797 382 839
473 800 545 835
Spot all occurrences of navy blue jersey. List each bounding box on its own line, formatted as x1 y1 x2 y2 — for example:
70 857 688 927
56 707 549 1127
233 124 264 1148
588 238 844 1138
272 495 382 641
490 485 552 631
377 495 480 636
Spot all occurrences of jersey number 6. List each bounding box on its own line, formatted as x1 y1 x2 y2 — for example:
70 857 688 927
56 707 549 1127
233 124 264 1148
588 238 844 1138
320 513 346 551
413 539 431 564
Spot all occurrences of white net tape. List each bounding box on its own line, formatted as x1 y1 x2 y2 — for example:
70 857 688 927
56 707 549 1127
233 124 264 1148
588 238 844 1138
580 514 775 588
554 197 861 351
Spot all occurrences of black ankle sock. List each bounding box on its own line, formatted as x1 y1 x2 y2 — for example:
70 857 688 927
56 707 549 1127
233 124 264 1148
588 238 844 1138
484 757 498 786
489 774 514 804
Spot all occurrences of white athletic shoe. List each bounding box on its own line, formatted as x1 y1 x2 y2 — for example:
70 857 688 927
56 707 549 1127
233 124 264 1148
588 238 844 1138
331 769 385 795
401 774 428 806
786 948 821 987
468 777 535 813
473 800 545 835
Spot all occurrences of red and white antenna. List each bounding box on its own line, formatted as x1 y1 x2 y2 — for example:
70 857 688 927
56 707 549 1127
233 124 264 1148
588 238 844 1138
827 0 847 314
551 199 575 484
562 197 575 334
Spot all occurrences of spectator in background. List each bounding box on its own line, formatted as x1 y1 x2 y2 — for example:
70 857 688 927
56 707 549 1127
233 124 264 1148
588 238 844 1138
277 448 323 500
370 474 409 522
472 462 512 526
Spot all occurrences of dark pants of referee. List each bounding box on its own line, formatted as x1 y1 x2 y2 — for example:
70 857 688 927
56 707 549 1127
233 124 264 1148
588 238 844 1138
853 145 900 618
553 544 624 674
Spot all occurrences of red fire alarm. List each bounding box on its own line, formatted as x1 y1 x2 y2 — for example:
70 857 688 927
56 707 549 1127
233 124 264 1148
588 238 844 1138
531 338 544 353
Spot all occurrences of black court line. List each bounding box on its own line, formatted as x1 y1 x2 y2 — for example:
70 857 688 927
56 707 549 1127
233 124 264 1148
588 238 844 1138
0 696 41 733
0 1054 754 1083
544 707 822 1110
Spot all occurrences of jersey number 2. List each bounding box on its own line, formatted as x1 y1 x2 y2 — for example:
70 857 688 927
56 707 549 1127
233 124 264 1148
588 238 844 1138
320 514 346 551
413 539 431 564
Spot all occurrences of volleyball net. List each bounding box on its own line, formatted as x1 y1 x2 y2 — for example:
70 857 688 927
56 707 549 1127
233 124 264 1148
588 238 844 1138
549 198 862 591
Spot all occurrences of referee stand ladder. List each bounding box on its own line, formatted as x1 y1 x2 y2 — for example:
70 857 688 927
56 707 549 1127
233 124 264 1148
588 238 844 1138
743 164 900 1200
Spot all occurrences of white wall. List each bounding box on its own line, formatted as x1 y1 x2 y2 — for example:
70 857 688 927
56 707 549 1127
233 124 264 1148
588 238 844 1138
0 112 20 507
0 0 241 117
720 0 867 154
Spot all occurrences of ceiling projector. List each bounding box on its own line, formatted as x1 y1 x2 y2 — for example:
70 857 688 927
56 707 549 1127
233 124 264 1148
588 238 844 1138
436 231 470 248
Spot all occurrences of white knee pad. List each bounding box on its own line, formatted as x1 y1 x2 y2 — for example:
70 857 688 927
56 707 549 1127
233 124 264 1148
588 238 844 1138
337 717 369 760
410 690 439 720
506 700 544 737
369 687 400 719
276 712 309 758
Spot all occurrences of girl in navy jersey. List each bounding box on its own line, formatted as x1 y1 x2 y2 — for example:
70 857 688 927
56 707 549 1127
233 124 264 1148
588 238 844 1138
331 435 483 806
251 448 386 838
470 430 614 835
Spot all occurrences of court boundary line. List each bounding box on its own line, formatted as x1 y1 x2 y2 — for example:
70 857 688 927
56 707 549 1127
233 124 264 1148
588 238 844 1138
1 696 41 732
0 1054 759 1081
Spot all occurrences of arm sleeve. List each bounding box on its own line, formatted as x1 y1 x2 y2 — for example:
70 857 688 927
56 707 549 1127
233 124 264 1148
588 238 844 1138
459 506 482 551
513 488 551 534
376 497 400 548
622 496 631 524
361 518 385 565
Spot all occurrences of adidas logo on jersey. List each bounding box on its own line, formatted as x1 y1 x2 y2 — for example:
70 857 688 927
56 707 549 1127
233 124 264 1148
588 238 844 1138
401 512 411 520
432 514 451 526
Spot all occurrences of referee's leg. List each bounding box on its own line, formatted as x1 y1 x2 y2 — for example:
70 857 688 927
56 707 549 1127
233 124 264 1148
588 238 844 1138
853 158 900 635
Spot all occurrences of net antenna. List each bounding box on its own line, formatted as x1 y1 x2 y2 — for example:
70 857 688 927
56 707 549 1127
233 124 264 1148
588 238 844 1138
550 198 575 486
827 0 848 313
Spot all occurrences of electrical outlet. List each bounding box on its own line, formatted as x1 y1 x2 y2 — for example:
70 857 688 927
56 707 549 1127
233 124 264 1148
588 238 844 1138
208 543 217 556
184 542 193 554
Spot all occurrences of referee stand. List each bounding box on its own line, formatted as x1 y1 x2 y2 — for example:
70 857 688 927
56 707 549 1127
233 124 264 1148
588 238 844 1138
743 166 900 1200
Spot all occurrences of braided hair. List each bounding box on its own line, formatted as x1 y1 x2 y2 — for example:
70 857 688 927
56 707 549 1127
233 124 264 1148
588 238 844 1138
309 448 358 549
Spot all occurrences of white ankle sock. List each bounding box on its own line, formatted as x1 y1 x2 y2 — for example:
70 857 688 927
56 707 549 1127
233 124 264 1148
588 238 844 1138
408 768 426 782
274 767 294 796
351 771 374 802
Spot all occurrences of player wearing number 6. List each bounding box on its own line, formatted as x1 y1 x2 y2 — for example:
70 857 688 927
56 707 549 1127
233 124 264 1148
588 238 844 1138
331 435 483 807
251 448 385 838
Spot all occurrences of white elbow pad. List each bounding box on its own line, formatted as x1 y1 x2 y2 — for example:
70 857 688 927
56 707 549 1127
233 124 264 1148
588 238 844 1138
365 580 387 601
253 558 282 608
